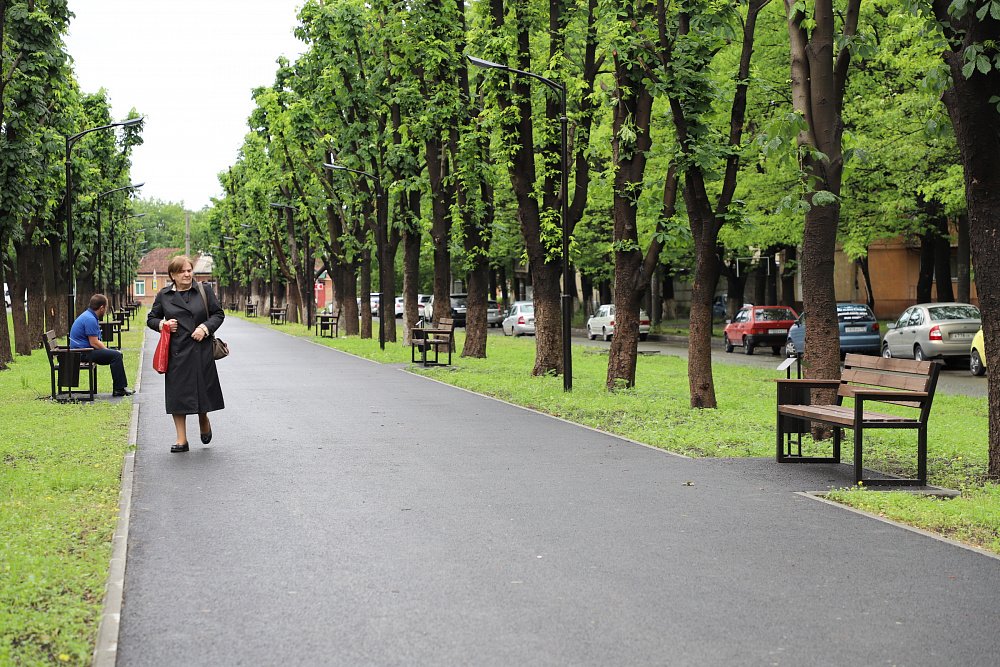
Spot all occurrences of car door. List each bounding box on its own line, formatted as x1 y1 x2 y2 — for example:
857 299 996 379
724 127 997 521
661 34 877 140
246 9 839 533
887 308 913 357
902 308 925 356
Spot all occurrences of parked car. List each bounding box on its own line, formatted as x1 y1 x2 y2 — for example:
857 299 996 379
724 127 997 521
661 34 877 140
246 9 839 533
970 328 987 376
586 304 650 341
712 295 728 321
502 301 535 336
425 293 468 326
487 300 503 327
394 296 405 318
723 305 799 355
785 303 881 358
881 302 981 363
417 293 432 319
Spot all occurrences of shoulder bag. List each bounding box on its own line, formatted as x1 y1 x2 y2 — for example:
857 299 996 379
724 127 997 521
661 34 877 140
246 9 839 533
195 282 230 360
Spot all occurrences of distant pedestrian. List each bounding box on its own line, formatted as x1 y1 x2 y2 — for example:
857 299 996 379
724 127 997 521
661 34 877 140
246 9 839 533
70 293 134 397
147 255 225 453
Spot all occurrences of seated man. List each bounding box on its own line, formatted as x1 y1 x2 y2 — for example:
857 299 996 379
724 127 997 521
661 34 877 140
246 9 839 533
70 294 134 397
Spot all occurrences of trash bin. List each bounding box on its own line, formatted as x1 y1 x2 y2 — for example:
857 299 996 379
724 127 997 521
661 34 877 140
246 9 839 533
57 350 82 387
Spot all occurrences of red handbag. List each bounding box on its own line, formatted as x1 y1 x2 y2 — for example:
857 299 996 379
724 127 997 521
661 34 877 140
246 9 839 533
153 326 171 374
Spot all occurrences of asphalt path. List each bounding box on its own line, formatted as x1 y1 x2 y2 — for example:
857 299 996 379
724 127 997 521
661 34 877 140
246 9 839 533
118 316 1000 666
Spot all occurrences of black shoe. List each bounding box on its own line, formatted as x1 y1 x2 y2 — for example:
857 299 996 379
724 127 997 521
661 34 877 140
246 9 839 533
112 388 135 397
200 430 213 444
170 442 189 453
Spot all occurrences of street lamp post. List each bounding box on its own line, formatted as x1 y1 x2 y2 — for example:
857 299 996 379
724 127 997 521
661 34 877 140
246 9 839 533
322 162 387 350
467 56 572 391
96 182 144 293
64 116 143 337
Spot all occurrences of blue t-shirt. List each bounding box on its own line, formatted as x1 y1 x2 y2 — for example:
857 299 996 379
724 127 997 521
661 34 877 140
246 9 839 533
69 309 102 349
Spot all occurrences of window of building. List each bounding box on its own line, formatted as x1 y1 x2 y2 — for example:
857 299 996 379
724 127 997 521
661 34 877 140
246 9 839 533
134 280 145 297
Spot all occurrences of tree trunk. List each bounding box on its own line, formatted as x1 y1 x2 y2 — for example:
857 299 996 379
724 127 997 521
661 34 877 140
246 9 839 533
402 204 421 345
956 214 971 303
359 251 372 339
780 246 798 308
933 217 954 302
917 229 935 302
935 8 1000 477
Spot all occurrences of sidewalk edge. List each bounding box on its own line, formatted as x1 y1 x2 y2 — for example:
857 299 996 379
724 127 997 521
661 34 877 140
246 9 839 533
92 325 145 666
798 491 1000 562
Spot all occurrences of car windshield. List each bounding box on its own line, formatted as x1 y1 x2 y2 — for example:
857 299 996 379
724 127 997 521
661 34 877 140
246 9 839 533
519 303 534 314
451 297 467 308
928 305 980 321
755 308 796 321
837 304 875 322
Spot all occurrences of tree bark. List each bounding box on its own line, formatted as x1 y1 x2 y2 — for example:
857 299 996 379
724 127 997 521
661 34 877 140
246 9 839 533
917 229 935 303
934 2 1000 478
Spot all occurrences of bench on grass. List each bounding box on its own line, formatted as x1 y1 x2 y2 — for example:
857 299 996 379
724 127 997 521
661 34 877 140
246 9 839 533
411 318 455 367
42 330 97 402
776 353 940 486
270 307 287 325
315 313 339 338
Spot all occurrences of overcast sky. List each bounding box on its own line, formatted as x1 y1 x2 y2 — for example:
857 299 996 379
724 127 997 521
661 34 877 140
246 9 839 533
64 1 306 210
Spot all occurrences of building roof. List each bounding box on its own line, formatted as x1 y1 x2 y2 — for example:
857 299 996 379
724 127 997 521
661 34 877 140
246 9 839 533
137 248 211 275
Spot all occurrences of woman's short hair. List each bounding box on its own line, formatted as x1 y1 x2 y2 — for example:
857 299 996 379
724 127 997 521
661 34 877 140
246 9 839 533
167 255 194 280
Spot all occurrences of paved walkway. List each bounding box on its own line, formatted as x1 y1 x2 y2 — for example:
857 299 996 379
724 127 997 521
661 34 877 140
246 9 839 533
119 316 1000 666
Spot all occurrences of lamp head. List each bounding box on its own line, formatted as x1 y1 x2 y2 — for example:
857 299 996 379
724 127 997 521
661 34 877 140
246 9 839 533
467 55 505 71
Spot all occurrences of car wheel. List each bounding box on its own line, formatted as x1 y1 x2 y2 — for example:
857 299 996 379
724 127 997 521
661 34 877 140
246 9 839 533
639 333 648 342
971 349 986 376
743 337 755 355
587 326 596 340
502 324 510 336
914 345 925 362
724 335 734 353
882 344 892 359
785 339 796 357
602 327 610 342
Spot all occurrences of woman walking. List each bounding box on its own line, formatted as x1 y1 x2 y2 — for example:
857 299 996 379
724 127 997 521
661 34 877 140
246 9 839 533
147 255 225 453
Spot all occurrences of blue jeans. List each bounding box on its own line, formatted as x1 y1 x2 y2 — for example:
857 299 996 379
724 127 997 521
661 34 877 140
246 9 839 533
81 348 128 391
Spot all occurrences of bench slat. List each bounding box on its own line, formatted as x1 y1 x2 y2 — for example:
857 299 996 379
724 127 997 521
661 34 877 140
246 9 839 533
778 404 919 426
843 353 934 374
839 368 931 392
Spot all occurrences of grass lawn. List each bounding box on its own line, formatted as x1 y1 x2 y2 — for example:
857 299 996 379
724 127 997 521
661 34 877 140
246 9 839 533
0 313 143 665
247 313 999 555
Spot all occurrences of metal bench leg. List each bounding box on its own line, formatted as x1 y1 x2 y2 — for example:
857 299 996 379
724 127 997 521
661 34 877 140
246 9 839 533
854 425 863 484
917 426 927 486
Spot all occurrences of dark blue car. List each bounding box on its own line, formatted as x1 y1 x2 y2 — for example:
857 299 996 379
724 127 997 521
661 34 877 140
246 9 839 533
785 303 881 358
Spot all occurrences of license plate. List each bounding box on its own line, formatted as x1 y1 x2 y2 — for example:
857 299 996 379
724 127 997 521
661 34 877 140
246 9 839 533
768 328 787 335
845 326 866 333
951 332 973 340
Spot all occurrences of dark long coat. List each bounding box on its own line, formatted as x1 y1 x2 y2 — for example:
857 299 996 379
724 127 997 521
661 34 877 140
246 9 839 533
147 282 225 415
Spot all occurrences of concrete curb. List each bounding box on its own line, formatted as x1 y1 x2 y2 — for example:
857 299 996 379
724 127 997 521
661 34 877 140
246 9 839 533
92 326 145 667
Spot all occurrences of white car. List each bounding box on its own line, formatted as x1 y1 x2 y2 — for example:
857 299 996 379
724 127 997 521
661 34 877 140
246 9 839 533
487 300 503 327
502 301 535 336
586 304 650 341
394 296 405 317
417 294 432 319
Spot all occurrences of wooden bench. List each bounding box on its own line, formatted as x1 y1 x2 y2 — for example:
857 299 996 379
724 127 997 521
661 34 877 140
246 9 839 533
411 318 455 367
42 330 97 402
114 307 131 331
315 313 339 338
776 353 940 486
246 302 258 317
270 307 287 325
99 319 123 349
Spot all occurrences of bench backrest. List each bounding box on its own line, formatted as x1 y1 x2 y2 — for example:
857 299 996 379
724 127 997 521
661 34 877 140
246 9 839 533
437 317 455 333
838 354 940 415
41 330 59 368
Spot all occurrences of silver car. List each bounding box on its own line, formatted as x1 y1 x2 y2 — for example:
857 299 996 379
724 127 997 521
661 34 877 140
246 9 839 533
502 301 535 336
882 302 981 362
586 304 650 341
487 300 503 327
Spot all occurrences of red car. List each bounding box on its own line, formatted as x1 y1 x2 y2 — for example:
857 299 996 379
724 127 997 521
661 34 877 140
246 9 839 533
723 305 799 355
